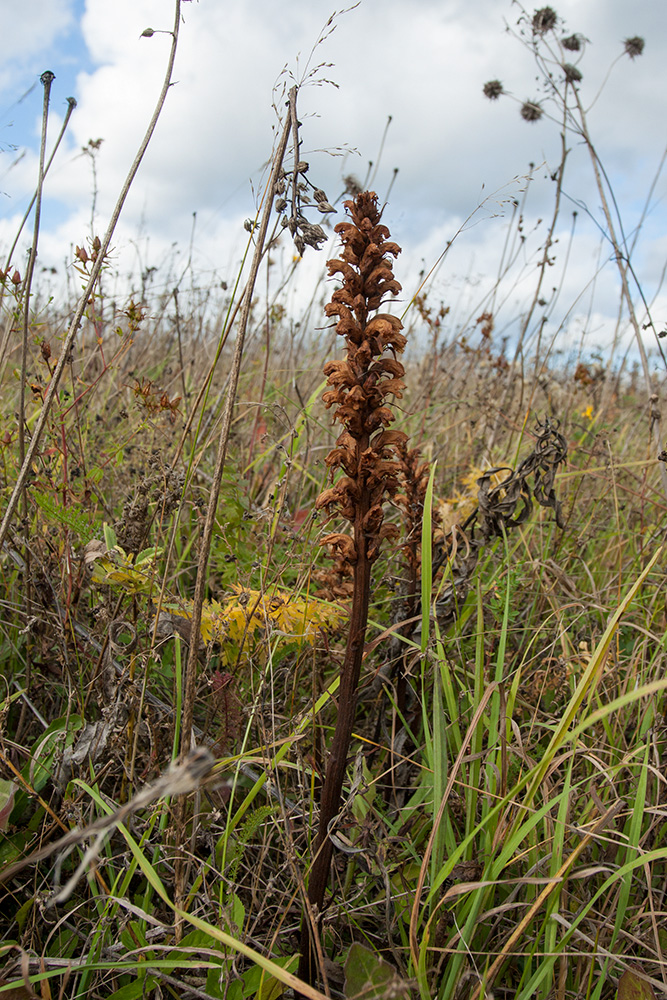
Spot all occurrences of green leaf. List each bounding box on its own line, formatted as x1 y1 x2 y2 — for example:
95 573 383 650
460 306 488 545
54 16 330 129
0 779 17 831
31 490 99 542
617 968 656 1000
343 943 409 1000
106 975 157 1000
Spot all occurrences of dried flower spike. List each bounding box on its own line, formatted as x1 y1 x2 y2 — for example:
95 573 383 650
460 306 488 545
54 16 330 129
317 191 407 561
300 192 408 986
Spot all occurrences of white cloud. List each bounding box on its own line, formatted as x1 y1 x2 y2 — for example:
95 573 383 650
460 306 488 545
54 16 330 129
0 0 75 78
0 0 665 360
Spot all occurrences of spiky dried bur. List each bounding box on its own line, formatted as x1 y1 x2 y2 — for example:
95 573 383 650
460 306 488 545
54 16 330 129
316 191 407 565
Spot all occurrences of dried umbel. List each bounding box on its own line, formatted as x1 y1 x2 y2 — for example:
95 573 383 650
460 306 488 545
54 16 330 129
563 62 583 83
532 6 558 34
562 33 582 52
520 99 544 122
623 36 645 59
316 191 407 564
483 79 504 100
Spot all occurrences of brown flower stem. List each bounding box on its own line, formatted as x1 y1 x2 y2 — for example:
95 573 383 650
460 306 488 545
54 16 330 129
298 493 371 986
297 192 407 990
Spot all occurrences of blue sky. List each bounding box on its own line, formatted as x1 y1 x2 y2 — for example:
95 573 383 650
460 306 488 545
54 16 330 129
1 0 666 361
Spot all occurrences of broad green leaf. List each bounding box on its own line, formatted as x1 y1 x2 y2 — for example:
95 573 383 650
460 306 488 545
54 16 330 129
617 968 656 1000
344 942 409 1000
0 779 17 831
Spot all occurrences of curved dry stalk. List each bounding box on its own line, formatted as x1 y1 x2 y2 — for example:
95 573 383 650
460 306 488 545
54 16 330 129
571 88 667 497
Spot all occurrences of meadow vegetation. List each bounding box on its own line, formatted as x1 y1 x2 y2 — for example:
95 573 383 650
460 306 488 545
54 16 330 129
1 4 666 1000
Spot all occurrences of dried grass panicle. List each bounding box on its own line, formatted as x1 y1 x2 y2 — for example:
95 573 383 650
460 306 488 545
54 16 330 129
316 191 407 564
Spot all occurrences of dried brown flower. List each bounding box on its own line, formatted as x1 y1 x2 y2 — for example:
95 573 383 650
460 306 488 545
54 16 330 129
520 100 544 122
532 6 558 34
316 192 407 563
623 36 645 59
563 63 582 83
483 80 504 100
562 33 582 51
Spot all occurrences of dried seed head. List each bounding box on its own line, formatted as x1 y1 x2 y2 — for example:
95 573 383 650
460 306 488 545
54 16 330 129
532 6 558 34
300 222 327 250
562 63 582 83
483 80 504 100
343 174 363 196
520 100 544 122
562 33 582 51
623 36 645 58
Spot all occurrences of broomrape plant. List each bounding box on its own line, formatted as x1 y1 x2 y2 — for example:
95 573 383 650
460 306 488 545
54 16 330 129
299 190 410 986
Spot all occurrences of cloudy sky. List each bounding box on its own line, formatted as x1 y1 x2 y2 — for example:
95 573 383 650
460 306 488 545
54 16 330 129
1 0 666 361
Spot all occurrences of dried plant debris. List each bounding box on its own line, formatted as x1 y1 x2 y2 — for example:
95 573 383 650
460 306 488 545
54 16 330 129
273 90 335 256
433 419 567 626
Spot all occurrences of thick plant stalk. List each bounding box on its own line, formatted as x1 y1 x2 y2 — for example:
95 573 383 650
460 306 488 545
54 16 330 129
298 192 407 987
0 0 183 550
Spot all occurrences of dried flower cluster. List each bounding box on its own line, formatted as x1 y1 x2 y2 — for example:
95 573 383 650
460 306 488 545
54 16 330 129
394 439 431 575
562 33 582 52
316 191 407 564
520 100 544 122
623 36 645 59
563 62 583 83
274 161 335 256
532 6 558 34
483 80 504 100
